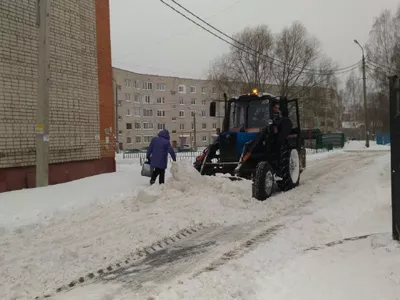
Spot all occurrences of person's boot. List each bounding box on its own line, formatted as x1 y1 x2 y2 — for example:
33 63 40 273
150 179 155 185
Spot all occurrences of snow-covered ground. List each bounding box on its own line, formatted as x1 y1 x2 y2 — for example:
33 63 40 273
150 152 399 300
343 140 390 152
0 142 396 299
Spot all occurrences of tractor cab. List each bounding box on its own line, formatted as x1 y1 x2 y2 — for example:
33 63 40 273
194 89 306 201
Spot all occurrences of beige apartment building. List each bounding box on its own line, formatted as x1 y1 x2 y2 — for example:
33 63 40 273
112 68 223 150
112 68 342 150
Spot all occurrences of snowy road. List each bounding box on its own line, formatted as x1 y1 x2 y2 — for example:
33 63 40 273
6 150 385 300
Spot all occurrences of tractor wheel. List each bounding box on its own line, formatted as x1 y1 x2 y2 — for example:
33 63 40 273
252 161 274 201
277 147 300 192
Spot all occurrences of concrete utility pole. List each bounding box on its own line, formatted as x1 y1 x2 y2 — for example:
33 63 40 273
112 78 120 153
36 0 50 187
193 112 197 150
354 39 370 147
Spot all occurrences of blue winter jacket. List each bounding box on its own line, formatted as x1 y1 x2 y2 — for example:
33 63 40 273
146 129 176 169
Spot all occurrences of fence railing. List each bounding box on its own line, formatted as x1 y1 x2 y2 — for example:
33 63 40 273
123 148 331 165
123 151 204 160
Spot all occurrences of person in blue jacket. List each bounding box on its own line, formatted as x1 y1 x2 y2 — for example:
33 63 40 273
146 129 177 185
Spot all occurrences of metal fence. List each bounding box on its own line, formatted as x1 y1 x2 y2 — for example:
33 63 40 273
123 151 204 160
123 148 329 165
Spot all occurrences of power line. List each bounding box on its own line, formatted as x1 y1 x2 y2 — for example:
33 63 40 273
162 0 361 76
112 0 246 61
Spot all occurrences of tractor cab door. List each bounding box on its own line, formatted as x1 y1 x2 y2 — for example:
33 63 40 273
281 98 301 149
286 99 300 133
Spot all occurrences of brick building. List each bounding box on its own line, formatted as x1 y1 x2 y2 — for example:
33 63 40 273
0 0 115 192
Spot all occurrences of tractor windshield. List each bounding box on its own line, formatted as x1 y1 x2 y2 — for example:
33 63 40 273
229 99 270 131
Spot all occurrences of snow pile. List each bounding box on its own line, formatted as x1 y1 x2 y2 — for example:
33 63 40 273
153 153 400 300
0 150 387 299
343 140 390 152
136 161 254 211
0 163 149 228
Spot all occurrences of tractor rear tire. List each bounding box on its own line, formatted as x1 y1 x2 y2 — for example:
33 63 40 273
252 161 274 201
277 146 300 192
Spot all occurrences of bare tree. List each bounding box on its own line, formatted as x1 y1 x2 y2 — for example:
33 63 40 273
365 7 400 90
367 91 390 134
343 70 362 120
209 25 274 95
271 21 336 99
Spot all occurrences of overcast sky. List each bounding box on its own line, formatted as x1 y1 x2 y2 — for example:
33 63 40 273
110 0 399 80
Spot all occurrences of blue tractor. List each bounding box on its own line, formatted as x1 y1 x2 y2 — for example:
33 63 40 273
193 90 306 200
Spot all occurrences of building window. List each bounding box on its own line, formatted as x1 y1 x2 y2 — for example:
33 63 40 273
125 93 131 102
156 83 166 91
143 95 151 104
178 85 186 93
134 80 141 89
179 124 185 130
202 123 207 129
190 99 196 105
212 123 217 129
191 111 195 117
118 130 122 135
157 123 166 130
118 100 123 106
157 110 166 117
190 86 196 93
179 97 184 105
135 136 142 143
143 122 154 130
212 87 217 94
201 110 206 117
202 136 207 142
172 130 176 133
118 115 122 121
179 111 185 117
191 123 194 129
126 123 132 130
201 99 206 106
156 97 165 104
134 94 141 103
134 121 141 129
143 82 153 90
201 87 207 94
143 109 153 117
172 117 177 121
124 79 131 87
133 107 141 116
126 137 132 144
144 135 153 143
126 109 132 116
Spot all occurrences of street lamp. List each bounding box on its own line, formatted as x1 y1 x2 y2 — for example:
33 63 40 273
112 78 121 152
354 39 370 147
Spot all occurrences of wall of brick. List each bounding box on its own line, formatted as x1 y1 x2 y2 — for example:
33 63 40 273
0 0 101 169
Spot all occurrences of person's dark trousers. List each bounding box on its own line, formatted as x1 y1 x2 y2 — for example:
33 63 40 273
150 167 166 185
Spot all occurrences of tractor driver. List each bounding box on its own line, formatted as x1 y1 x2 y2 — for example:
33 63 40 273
271 101 282 134
269 101 293 156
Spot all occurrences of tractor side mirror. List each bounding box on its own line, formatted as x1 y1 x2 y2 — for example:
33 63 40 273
209 101 216 117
